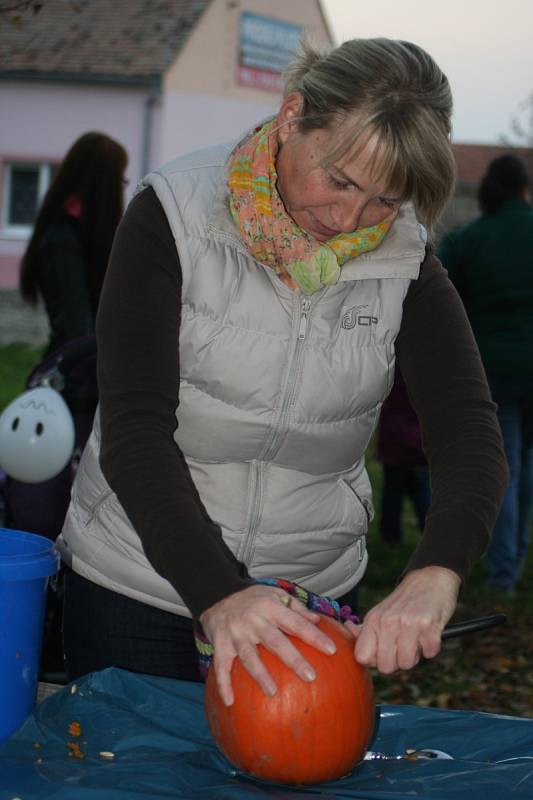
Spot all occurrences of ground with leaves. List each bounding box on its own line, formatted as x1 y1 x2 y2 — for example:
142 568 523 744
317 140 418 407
370 595 533 718
360 470 533 719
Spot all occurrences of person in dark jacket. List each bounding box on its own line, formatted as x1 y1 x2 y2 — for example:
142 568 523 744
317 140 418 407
377 369 431 545
20 131 128 357
5 133 128 539
438 155 533 593
6 132 128 678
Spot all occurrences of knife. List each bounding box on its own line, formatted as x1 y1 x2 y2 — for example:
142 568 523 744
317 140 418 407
441 613 507 640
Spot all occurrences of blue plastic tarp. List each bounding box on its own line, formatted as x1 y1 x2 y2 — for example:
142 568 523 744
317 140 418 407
0 667 532 799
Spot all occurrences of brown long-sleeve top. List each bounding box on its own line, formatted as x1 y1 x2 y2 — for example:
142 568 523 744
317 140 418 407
96 187 508 619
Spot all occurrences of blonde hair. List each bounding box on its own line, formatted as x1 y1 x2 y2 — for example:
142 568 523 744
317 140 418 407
283 38 456 230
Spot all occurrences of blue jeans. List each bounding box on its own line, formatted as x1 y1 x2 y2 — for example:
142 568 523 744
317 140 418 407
486 389 533 590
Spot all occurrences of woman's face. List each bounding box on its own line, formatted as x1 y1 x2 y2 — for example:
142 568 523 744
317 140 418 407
275 94 402 241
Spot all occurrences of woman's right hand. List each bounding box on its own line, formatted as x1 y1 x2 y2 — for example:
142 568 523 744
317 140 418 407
199 584 337 707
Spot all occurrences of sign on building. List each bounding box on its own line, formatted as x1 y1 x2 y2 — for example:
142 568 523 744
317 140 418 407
237 12 304 93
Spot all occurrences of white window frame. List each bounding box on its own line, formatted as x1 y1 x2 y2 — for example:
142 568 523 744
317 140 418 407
1 161 54 240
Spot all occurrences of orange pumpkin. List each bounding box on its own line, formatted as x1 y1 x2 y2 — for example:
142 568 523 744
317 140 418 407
204 615 375 785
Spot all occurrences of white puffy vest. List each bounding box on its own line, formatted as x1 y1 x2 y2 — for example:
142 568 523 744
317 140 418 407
58 140 426 618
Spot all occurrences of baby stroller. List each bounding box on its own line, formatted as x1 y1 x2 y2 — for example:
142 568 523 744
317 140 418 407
2 335 98 681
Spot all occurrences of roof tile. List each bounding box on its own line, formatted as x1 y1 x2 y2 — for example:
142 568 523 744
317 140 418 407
453 143 533 184
0 0 211 81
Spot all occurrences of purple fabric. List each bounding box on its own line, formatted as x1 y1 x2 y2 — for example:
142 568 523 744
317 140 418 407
377 370 427 466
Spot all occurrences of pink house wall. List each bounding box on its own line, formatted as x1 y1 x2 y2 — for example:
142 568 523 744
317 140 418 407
0 80 277 289
0 80 149 288
157 91 276 166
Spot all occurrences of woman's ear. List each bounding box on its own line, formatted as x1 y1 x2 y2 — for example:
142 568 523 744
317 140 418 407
276 92 304 144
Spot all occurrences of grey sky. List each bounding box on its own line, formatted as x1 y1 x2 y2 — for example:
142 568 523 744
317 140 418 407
321 0 533 145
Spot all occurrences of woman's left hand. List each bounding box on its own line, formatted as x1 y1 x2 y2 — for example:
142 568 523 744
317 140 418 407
345 566 461 673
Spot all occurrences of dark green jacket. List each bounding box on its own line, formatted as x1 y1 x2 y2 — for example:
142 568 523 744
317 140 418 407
438 199 533 390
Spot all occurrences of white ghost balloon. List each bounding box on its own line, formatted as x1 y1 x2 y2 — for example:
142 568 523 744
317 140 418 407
0 386 75 483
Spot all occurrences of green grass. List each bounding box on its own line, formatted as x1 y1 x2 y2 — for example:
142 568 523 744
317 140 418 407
0 343 44 412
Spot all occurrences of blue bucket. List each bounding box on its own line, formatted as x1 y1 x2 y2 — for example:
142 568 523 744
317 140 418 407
0 528 60 742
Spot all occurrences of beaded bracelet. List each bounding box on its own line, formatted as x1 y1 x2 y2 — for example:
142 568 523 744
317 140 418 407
195 577 360 678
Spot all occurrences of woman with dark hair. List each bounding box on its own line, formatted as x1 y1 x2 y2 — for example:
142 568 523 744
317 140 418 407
20 131 128 356
438 154 533 594
5 133 128 541
5 134 128 674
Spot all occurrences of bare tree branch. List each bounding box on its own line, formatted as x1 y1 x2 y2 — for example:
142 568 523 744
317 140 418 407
501 92 533 147
0 0 43 17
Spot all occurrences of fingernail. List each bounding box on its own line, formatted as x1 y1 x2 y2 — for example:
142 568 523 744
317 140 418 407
267 684 277 696
303 667 316 681
326 642 336 654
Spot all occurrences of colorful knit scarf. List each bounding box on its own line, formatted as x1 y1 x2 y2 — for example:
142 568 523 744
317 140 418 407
228 120 395 295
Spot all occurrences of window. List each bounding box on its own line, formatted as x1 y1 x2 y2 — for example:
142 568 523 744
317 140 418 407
1 161 56 238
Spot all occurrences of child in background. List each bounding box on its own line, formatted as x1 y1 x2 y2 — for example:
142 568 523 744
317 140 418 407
377 370 431 545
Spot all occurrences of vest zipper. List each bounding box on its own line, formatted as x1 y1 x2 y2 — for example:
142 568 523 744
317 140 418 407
276 294 312 432
356 535 365 563
240 460 264 565
86 489 113 527
260 294 317 463
298 296 311 340
243 295 317 563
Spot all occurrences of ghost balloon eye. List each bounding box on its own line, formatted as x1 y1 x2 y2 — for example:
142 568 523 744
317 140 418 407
11 417 19 431
35 422 44 436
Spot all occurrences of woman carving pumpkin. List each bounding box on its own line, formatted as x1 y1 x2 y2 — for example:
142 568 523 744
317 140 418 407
58 38 507 707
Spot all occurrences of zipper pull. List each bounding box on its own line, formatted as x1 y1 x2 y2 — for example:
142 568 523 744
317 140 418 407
298 297 311 340
356 537 365 562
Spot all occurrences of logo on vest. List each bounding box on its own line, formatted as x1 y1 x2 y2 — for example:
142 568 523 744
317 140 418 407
341 305 378 329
